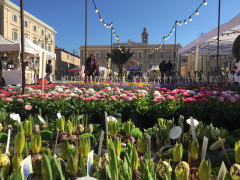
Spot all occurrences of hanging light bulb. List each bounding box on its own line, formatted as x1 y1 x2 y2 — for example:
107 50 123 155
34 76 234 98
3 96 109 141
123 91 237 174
232 32 235 36
204 0 207 6
184 20 187 24
100 17 103 22
189 16 192 22
95 8 98 13
201 45 203 48
227 34 229 38
106 24 109 28
196 10 199 15
173 26 175 31
168 35 170 38
176 21 178 25
112 29 115 33
222 34 224 38
211 41 214 44
170 32 173 35
179 21 182 26
104 22 106 26
110 23 113 27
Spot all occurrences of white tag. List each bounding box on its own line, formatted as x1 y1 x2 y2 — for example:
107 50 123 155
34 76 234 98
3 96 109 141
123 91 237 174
20 155 33 180
38 115 46 124
201 136 209 160
79 114 83 120
98 131 104 157
87 150 94 176
105 112 108 136
169 126 182 140
57 113 62 119
5 129 11 154
121 143 127 147
190 117 196 140
217 161 227 180
54 128 59 154
146 134 151 158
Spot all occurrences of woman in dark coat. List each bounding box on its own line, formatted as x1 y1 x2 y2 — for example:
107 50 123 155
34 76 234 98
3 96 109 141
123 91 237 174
85 54 99 79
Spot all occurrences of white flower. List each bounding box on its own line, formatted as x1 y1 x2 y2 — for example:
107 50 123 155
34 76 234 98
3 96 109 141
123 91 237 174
73 87 79 91
25 87 33 93
55 87 63 92
38 115 46 124
120 94 127 97
99 91 105 95
107 87 112 92
70 93 76 97
65 89 70 93
107 116 117 122
119 89 123 92
187 90 195 95
10 113 21 124
16 84 21 88
55 86 60 89
88 88 95 93
153 91 161 97
78 89 83 94
212 91 217 95
139 90 148 95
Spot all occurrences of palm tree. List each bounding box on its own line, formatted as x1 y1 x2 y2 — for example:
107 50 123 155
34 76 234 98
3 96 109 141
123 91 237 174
106 47 134 76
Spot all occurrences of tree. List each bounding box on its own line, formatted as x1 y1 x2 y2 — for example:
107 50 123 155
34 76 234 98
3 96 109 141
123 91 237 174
106 47 134 76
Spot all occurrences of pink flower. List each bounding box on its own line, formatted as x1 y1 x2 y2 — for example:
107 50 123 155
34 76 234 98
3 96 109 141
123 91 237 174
24 104 32 111
27 97 32 100
127 97 133 102
229 96 236 103
115 95 120 98
219 96 224 102
152 99 159 103
10 91 17 95
111 96 116 101
5 97 13 102
64 98 70 101
167 95 175 101
72 94 79 98
155 87 161 90
102 89 107 92
0 94 6 98
200 98 209 103
141 93 145 97
17 98 24 103
183 93 191 97
100 98 106 102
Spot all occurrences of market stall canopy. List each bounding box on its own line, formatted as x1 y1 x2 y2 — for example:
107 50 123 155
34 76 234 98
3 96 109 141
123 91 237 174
69 66 82 72
0 35 20 52
126 65 141 71
178 13 240 55
99 66 106 72
148 65 159 72
14 37 35 55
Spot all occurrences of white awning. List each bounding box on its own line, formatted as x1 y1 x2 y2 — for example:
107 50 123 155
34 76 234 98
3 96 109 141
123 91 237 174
0 35 20 52
178 13 240 55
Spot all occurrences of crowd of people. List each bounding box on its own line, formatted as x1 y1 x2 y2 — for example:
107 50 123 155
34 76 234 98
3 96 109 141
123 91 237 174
159 60 173 79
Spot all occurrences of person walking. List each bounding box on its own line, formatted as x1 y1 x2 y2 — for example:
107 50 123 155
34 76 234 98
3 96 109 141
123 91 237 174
46 60 52 84
159 60 166 80
166 60 173 77
85 54 99 81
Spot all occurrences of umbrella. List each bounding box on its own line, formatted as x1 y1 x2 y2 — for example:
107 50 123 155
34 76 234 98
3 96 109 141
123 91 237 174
69 66 82 72
126 65 141 71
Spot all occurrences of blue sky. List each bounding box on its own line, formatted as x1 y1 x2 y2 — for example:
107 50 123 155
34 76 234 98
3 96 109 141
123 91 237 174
11 0 240 54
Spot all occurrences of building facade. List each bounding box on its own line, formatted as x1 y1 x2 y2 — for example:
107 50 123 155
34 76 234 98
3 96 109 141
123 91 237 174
55 47 81 80
80 28 182 73
0 0 56 53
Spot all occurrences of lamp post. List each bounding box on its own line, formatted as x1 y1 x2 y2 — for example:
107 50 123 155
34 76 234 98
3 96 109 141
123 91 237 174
173 23 177 79
84 0 87 83
111 25 113 80
216 0 221 76
20 0 25 94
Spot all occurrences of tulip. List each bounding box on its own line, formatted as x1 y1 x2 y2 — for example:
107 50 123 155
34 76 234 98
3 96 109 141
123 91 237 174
191 138 199 160
198 159 211 180
176 168 188 180
235 141 240 163
173 143 183 162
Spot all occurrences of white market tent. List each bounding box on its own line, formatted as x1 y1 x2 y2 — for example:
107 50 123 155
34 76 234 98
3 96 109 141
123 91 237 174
0 35 20 52
99 66 106 72
15 37 56 77
178 13 240 56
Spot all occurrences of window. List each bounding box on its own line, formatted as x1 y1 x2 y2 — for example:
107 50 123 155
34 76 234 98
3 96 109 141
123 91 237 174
33 40 38 45
12 31 18 40
67 54 69 60
182 58 188 63
149 53 153 59
48 33 51 39
149 63 153 69
106 51 110 57
172 51 177 58
41 30 44 36
138 51 143 59
41 43 44 49
139 63 143 70
160 51 165 58
12 14 18 22
95 52 100 59
24 21 28 27
33 25 37 32
48 46 52 52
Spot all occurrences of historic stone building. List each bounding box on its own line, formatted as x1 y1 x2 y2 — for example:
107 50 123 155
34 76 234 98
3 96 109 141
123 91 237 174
0 0 56 53
80 28 182 72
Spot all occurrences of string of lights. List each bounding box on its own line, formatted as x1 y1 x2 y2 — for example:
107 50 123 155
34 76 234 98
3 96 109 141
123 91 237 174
185 31 237 55
92 0 120 45
151 0 208 53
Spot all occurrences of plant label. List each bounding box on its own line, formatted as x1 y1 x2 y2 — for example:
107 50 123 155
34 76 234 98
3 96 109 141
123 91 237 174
87 150 94 176
190 117 197 140
217 161 227 180
201 136 209 160
104 112 108 138
79 114 83 120
170 126 182 140
57 113 61 119
98 130 104 157
38 115 46 124
20 155 33 180
121 143 127 147
5 128 11 154
54 128 59 154
146 134 151 158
